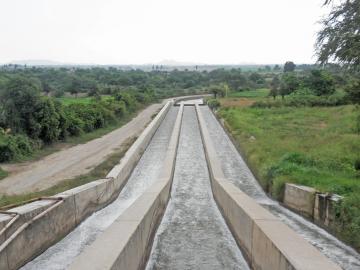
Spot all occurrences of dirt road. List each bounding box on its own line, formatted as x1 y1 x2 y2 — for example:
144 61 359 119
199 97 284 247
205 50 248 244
0 103 164 195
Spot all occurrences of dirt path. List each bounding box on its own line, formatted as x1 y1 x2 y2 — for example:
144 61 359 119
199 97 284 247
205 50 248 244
0 103 164 196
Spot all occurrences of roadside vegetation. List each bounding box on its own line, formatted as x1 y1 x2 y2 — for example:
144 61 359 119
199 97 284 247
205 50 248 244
0 137 135 208
209 66 360 249
204 0 360 247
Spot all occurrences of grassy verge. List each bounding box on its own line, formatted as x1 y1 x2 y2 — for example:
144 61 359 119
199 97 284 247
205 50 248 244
4 105 146 165
0 168 8 180
229 88 270 98
0 137 136 209
219 103 360 250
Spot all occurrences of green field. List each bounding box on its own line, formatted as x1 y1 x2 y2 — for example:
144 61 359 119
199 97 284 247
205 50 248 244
0 168 8 180
219 103 360 249
56 96 113 105
229 88 270 98
220 105 359 196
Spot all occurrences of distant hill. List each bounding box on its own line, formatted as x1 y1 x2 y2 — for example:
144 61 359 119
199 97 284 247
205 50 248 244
9 60 67 66
155 59 204 66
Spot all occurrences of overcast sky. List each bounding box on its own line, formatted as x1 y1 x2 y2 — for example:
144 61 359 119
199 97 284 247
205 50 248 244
0 0 329 65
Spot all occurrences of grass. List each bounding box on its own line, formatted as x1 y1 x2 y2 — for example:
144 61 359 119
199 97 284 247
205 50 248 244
0 168 8 180
229 88 270 98
0 137 136 209
219 102 360 250
219 89 270 108
219 105 359 197
56 95 113 106
56 96 94 105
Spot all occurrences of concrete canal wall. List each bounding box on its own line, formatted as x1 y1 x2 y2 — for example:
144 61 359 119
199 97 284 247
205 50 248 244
283 183 343 232
195 104 341 270
68 104 184 270
0 101 173 270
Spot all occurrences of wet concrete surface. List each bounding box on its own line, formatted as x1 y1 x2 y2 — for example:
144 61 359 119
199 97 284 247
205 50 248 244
200 106 360 270
21 107 179 270
146 107 249 270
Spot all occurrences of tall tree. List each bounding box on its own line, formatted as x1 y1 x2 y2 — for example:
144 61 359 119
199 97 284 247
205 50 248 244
316 0 360 69
283 61 296 72
270 76 280 99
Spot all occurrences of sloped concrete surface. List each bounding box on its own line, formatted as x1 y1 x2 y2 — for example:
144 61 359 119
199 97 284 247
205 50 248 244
146 106 249 270
196 104 342 270
200 106 360 270
68 104 184 270
20 107 179 270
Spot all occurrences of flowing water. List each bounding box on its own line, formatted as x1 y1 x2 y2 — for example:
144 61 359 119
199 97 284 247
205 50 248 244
21 107 179 270
146 107 250 270
200 106 360 270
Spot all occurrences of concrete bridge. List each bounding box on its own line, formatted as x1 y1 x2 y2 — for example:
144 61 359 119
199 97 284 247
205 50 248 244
0 99 359 270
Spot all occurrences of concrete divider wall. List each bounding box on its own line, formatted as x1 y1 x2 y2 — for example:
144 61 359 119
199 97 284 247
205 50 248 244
0 101 172 270
69 104 184 270
283 183 317 219
284 183 343 233
195 104 341 270
173 94 210 105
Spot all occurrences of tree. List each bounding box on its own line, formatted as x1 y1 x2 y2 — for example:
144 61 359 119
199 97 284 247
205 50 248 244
36 98 61 143
316 0 360 69
345 79 360 104
273 64 281 71
0 76 42 136
210 85 225 99
284 61 296 72
280 73 299 98
306 70 335 96
249 72 265 84
68 76 81 97
270 76 280 99
42 81 52 96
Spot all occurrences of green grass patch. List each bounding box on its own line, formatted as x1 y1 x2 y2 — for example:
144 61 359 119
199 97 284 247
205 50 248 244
0 168 8 180
0 137 136 209
229 88 270 98
56 95 113 106
56 96 94 105
219 104 360 250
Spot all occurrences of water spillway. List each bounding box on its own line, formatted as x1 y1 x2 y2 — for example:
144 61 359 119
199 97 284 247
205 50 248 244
10 101 358 270
146 106 250 270
200 106 360 270
21 107 179 270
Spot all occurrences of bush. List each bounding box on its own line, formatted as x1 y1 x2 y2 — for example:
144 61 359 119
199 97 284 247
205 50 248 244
0 134 34 162
65 111 84 136
207 98 221 110
252 92 347 108
335 194 360 250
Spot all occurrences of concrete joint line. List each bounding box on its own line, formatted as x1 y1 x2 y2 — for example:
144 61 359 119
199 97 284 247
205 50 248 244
194 104 341 270
0 198 64 254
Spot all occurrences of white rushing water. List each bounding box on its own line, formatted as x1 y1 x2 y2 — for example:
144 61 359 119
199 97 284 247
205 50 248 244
21 107 179 270
200 106 360 270
146 106 250 270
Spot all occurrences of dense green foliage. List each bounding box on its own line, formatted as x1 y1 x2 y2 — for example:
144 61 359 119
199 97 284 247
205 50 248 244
317 0 360 69
0 74 155 162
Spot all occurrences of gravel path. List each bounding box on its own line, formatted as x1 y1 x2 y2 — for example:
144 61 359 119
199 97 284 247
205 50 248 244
0 103 163 195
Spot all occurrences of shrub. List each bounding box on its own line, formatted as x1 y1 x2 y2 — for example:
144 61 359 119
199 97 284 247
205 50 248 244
252 92 347 108
0 134 34 162
207 98 221 110
65 111 84 136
